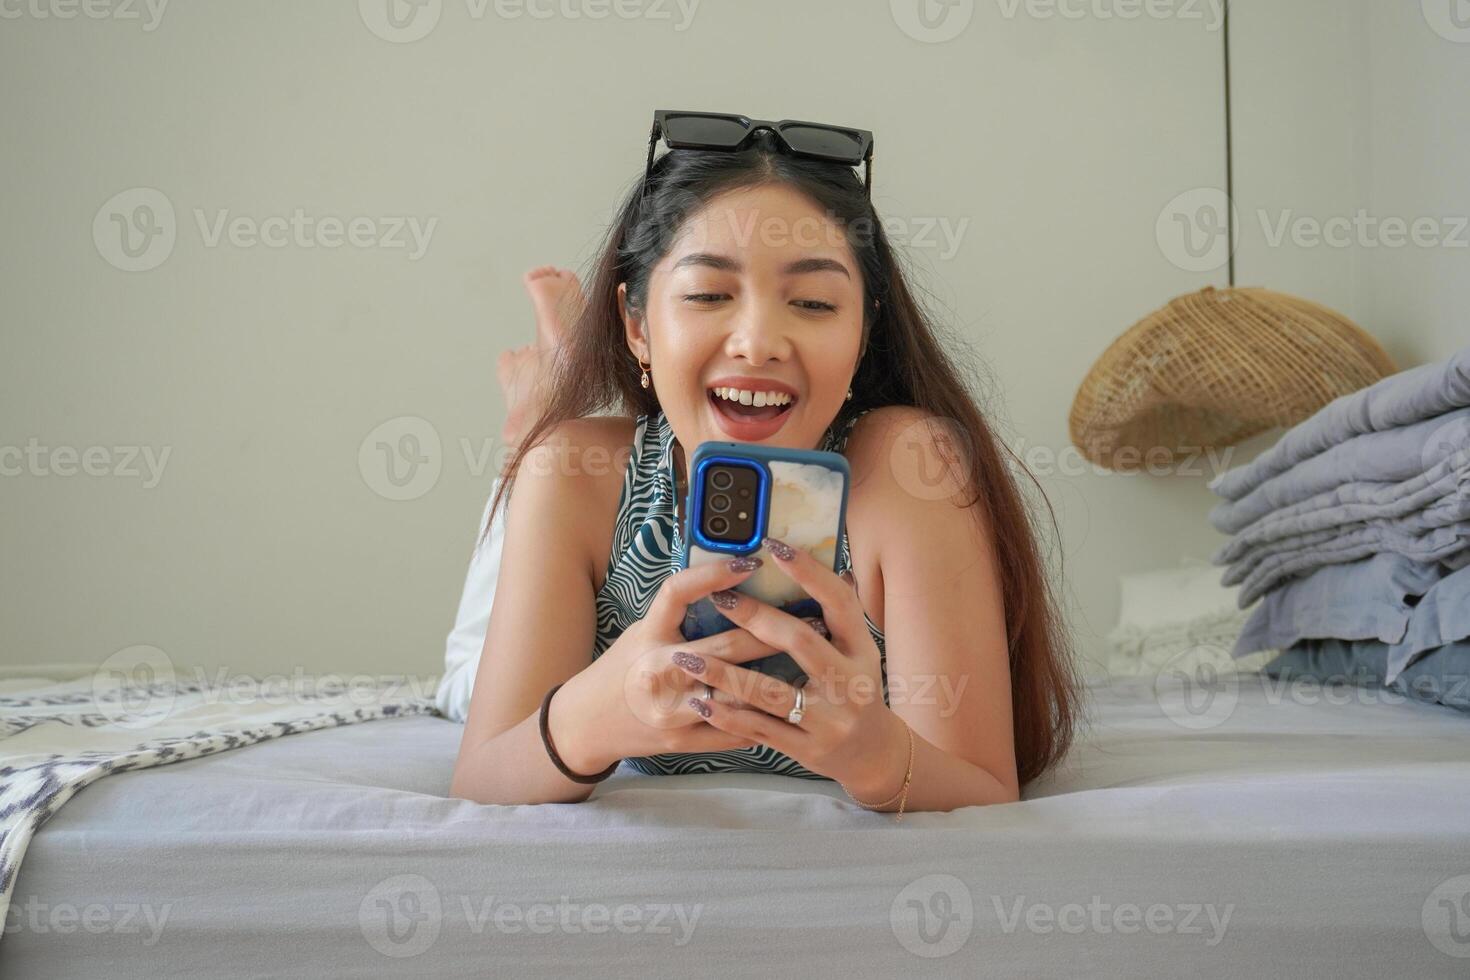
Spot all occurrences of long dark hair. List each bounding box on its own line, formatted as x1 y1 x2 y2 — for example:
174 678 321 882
486 132 1080 788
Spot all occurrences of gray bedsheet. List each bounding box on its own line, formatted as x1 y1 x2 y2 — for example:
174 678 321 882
4 675 1469 979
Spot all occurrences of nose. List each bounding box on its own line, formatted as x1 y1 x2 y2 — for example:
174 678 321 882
723 300 793 366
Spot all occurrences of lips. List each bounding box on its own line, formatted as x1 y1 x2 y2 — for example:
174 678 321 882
707 388 797 441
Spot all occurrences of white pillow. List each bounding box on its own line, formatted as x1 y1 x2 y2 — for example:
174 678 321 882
434 478 507 723
1104 563 1276 678
1117 562 1239 632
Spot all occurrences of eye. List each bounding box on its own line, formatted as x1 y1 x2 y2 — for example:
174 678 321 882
792 299 838 313
682 293 728 304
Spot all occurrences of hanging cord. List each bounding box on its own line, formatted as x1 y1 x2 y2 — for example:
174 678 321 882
1223 0 1235 288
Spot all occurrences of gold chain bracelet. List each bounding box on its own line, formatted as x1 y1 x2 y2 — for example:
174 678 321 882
838 720 916 822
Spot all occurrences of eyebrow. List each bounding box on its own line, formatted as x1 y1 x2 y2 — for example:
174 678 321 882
670 252 851 280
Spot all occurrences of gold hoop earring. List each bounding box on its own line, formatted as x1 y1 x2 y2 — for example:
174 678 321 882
639 358 651 389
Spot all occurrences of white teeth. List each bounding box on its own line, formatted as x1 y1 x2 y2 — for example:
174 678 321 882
711 386 793 407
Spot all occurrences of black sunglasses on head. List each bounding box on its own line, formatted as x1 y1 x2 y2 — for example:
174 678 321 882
643 109 875 201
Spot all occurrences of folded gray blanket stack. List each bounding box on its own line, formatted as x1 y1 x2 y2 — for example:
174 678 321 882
1210 345 1470 686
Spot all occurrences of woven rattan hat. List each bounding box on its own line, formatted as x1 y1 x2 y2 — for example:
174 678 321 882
1069 286 1396 471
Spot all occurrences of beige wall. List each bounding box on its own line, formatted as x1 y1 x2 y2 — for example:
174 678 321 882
8 0 1447 681
1233 0 1468 367
1358 0 1470 364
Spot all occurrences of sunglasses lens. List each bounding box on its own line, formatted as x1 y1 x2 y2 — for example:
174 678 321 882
779 125 865 162
663 114 749 148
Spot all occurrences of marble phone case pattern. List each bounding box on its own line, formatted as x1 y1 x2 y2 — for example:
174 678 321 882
681 458 846 642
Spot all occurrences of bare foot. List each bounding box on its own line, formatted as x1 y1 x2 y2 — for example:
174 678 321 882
499 266 583 447
522 265 584 349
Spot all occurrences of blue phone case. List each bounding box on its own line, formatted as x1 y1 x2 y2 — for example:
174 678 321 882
678 440 850 686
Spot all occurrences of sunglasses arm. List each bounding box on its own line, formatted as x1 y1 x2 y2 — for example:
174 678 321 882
642 120 661 198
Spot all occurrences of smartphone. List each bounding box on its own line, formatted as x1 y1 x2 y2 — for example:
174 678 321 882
678 440 851 686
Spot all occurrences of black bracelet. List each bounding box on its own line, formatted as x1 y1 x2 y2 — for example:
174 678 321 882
539 683 620 784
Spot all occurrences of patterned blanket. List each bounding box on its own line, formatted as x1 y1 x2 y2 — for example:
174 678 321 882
0 665 437 933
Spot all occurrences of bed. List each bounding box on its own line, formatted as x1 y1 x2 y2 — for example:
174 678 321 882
3 671 1467 978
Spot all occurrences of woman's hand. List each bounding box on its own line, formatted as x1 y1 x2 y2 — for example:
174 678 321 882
549 555 795 774
669 536 908 798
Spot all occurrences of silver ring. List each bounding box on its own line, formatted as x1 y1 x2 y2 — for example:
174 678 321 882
702 684 714 702
786 684 805 725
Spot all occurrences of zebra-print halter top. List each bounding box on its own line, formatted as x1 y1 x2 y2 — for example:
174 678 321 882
593 408 889 779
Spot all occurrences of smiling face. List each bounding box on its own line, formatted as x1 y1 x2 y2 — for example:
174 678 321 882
619 183 867 480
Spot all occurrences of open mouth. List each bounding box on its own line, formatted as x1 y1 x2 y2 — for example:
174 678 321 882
708 386 796 420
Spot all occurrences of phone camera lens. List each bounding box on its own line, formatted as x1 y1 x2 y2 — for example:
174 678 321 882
711 470 734 490
709 493 731 513
708 516 729 536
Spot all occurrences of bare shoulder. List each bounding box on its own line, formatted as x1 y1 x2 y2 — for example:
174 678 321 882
515 415 638 589
845 405 932 455
840 405 1003 655
842 405 967 502
521 415 636 489
543 415 637 458
842 404 985 552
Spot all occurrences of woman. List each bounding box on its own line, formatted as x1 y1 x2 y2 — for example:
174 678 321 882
449 116 1079 815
